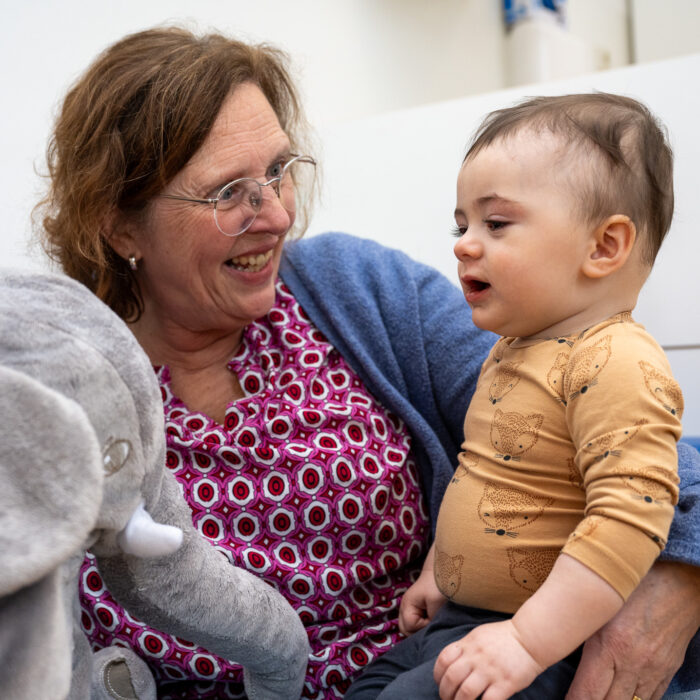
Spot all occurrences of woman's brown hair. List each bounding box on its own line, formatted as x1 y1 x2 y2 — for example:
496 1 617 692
36 26 312 320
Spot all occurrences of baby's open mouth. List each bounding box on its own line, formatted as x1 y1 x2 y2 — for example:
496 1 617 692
227 249 273 272
466 279 490 293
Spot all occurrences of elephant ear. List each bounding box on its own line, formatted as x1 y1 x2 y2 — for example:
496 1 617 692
0 366 104 596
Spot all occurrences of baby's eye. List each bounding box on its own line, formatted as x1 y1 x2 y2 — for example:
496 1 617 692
450 225 467 238
485 219 508 232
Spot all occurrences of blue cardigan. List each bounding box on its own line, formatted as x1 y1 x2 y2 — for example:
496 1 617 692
280 232 699 692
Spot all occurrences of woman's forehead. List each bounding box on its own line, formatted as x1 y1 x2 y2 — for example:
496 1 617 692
179 84 290 180
213 85 286 143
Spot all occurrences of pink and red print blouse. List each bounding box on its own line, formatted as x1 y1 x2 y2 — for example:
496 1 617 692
80 281 429 699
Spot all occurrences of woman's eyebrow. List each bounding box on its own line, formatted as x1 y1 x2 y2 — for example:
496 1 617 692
204 146 293 189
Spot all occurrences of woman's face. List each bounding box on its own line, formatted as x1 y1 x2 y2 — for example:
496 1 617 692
132 82 295 339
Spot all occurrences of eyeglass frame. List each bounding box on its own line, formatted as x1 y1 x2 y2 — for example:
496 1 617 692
160 153 316 237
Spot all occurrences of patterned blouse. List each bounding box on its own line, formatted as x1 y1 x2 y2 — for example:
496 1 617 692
79 280 430 698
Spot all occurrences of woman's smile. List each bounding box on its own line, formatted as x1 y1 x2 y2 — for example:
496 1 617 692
226 248 275 272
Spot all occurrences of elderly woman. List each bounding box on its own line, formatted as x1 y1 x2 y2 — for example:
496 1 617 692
38 27 700 700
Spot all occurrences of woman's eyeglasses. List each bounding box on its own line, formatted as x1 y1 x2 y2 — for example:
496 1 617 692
161 154 316 237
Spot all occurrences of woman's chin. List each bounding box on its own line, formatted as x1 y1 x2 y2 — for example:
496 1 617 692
224 284 278 326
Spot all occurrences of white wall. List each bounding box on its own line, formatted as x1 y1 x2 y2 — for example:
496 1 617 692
308 54 700 435
632 0 700 63
1 1 699 433
2 0 506 271
567 0 629 69
6 0 700 272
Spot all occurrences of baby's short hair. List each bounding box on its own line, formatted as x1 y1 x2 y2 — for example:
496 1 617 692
465 93 674 265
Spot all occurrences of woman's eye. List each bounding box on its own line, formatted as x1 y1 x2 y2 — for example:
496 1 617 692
268 160 286 179
219 181 246 203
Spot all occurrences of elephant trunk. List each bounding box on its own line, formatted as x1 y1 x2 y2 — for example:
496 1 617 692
95 471 309 700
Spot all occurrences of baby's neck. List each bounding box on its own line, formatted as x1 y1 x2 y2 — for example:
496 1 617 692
524 267 645 341
523 301 636 341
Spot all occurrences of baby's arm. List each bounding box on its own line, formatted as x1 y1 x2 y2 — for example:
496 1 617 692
433 553 623 700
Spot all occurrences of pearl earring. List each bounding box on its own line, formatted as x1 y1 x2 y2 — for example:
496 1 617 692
128 256 138 271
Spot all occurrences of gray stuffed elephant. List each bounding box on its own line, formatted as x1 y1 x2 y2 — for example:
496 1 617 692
0 268 309 699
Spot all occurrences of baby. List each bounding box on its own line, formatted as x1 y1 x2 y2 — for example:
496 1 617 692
347 93 683 699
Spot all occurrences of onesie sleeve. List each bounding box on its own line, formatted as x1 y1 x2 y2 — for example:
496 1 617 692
562 322 682 599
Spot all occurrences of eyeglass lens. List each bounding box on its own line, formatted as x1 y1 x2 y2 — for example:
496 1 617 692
214 159 311 237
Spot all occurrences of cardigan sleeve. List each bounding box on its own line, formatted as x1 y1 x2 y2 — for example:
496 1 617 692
662 441 700 565
279 232 700 693
279 233 700 565
279 232 496 523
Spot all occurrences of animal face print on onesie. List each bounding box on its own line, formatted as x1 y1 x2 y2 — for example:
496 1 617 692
434 547 465 599
639 361 684 418
507 547 560 594
580 419 648 463
568 514 606 544
618 465 677 506
490 408 544 462
567 335 612 401
488 361 522 405
477 482 553 538
547 352 570 405
451 451 479 483
567 457 584 489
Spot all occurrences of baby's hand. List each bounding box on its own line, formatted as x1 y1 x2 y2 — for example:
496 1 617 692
398 571 446 636
433 619 545 700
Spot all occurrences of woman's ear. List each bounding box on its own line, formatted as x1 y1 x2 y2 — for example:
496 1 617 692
103 209 141 262
582 215 637 279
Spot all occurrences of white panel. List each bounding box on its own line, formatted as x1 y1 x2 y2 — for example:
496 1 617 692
505 15 597 86
1 5 697 432
310 53 700 350
0 0 506 273
309 55 700 434
632 0 700 63
667 349 700 438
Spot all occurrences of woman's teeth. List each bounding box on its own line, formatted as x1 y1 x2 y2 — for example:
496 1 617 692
228 250 273 272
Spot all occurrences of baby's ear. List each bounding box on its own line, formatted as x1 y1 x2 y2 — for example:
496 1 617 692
582 215 636 279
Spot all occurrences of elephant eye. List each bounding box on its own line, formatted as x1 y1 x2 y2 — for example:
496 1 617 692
102 439 132 475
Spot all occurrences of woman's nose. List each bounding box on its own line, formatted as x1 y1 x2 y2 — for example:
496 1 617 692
250 183 293 236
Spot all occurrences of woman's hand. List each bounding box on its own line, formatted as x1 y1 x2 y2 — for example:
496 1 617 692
566 561 700 700
399 544 447 635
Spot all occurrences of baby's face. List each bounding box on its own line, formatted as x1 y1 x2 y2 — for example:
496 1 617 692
453 129 596 339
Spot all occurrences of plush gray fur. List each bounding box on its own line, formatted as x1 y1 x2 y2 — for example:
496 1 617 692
0 269 309 699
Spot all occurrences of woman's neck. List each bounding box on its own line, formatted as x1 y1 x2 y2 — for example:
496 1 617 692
128 311 245 374
129 313 247 423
